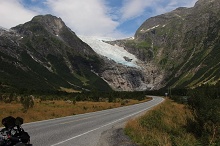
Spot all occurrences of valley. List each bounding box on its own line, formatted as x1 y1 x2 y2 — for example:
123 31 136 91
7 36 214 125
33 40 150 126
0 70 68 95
0 0 220 145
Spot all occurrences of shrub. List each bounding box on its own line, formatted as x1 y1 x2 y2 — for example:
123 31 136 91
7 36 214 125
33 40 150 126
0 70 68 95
20 95 34 112
188 86 220 145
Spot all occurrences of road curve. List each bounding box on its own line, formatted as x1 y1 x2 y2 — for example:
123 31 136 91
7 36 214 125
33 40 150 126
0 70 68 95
23 96 164 146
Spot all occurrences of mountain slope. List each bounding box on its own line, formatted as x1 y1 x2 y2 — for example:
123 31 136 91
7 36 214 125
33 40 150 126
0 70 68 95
110 0 220 89
0 15 111 92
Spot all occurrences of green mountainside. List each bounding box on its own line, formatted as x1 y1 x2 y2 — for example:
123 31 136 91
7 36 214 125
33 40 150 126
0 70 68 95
113 0 220 89
0 15 111 93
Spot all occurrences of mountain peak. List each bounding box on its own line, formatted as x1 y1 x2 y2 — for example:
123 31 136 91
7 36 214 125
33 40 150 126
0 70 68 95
31 14 65 35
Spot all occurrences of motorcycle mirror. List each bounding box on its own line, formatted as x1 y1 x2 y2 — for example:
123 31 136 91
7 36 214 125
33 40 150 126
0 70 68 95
15 117 23 126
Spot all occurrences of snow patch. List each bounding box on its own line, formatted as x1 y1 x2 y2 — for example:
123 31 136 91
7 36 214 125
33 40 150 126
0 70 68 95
175 14 185 20
127 37 135 40
146 25 160 31
79 36 140 68
141 25 160 33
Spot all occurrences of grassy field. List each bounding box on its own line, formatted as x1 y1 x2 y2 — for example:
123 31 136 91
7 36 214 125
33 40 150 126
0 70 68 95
0 98 151 125
125 98 199 146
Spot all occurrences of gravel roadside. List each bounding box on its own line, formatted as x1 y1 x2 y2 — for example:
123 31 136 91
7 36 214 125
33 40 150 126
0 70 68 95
97 123 137 146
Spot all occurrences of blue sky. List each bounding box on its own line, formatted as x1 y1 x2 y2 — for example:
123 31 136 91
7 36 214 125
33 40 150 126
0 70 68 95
0 0 197 38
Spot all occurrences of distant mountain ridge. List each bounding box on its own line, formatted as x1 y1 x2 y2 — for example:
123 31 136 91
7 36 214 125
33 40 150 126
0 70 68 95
0 0 220 92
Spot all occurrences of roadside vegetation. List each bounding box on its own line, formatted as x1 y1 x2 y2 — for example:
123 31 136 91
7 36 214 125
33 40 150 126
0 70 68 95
0 91 150 125
125 98 198 146
125 83 220 146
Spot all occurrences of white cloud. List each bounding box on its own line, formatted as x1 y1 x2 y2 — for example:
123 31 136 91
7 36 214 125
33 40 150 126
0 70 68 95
159 0 197 18
119 0 197 21
46 0 120 37
0 0 37 29
158 0 197 14
120 0 153 21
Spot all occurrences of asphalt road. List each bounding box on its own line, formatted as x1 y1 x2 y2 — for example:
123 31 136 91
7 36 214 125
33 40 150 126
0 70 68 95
23 96 164 146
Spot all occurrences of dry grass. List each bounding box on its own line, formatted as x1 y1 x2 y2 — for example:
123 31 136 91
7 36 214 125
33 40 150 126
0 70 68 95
125 98 198 146
0 98 151 125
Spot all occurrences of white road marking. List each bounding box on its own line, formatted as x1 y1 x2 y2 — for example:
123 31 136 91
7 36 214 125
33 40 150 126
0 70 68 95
51 98 163 146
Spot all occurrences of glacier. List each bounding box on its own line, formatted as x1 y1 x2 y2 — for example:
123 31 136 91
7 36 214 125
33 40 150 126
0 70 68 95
79 36 140 68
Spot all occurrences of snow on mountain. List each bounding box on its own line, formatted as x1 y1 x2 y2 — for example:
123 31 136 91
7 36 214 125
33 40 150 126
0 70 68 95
79 36 140 68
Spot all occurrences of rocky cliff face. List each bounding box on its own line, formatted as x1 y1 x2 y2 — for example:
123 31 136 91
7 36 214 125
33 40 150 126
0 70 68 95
100 58 164 91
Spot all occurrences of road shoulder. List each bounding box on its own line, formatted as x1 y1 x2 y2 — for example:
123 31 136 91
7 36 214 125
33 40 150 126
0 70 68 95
97 123 137 146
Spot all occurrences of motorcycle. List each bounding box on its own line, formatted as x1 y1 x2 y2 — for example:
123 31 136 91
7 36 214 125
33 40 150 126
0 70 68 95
0 116 32 146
